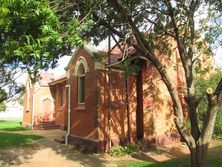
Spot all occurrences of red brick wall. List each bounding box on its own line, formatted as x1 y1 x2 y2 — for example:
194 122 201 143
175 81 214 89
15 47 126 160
67 49 98 139
23 79 55 126
142 64 179 146
66 46 181 150
33 86 54 123
97 70 138 147
23 80 34 127
97 64 180 148
52 82 67 129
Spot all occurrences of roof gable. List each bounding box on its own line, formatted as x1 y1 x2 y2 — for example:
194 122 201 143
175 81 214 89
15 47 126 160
64 44 136 71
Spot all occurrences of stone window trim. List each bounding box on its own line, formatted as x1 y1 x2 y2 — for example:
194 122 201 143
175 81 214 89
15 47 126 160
74 56 89 106
73 56 89 77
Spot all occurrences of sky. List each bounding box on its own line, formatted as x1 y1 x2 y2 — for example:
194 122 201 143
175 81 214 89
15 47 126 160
16 37 222 85
214 47 222 69
47 56 71 78
45 43 222 79
15 56 71 85
38 39 115 80
16 39 111 84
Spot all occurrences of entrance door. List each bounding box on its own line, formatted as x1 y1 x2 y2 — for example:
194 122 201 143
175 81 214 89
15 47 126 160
42 98 52 121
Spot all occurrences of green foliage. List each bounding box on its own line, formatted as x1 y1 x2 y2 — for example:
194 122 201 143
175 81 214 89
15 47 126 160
119 58 140 79
0 101 6 111
108 144 140 156
0 89 7 102
16 96 24 106
0 0 94 102
0 0 92 75
195 70 222 135
199 1 222 47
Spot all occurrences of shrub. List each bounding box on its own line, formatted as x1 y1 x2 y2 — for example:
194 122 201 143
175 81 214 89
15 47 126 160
195 70 222 136
108 144 140 156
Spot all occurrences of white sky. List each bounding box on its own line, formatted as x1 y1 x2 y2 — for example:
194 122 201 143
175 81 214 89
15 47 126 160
15 40 110 84
214 47 222 69
47 39 116 79
15 37 222 85
15 56 71 85
47 56 71 78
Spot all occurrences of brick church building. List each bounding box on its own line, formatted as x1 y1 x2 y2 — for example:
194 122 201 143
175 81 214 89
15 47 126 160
23 43 188 151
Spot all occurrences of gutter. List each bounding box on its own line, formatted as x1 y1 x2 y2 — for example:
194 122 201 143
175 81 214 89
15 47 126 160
65 84 71 145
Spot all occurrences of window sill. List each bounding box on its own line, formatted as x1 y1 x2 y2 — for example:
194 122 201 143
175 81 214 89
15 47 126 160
75 104 86 111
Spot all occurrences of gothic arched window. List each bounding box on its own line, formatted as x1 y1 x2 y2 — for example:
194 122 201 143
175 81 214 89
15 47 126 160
77 63 85 104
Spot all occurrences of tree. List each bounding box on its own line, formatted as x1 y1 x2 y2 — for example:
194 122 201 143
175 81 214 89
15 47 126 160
1 0 222 167
58 1 222 167
0 0 92 70
0 0 62 101
200 1 222 52
0 63 26 103
0 0 89 101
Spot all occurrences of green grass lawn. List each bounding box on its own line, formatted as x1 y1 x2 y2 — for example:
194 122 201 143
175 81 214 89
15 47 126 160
126 158 189 167
0 120 43 148
0 120 31 131
0 132 43 148
126 140 222 167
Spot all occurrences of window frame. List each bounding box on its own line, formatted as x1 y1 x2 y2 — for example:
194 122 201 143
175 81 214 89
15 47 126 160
78 73 85 104
58 85 64 107
77 63 86 104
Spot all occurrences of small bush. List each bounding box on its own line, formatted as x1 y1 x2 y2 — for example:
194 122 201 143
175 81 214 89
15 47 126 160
108 144 140 156
195 70 222 136
214 111 222 136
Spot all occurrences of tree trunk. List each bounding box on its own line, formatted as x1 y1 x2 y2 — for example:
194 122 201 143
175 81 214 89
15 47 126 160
190 143 208 167
189 99 221 167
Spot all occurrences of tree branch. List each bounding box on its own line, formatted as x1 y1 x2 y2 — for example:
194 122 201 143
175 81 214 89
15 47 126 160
108 0 193 146
93 14 125 39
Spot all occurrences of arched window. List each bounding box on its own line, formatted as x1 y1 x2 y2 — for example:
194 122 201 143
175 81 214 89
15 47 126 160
77 63 85 104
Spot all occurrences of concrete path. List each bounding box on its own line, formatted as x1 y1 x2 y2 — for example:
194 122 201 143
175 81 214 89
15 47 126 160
11 130 117 167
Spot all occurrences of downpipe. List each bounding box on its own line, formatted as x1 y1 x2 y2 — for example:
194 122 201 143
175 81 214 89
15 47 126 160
65 84 71 145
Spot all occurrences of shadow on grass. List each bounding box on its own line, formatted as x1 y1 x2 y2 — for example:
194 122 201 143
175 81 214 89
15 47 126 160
126 158 189 167
126 142 222 167
0 132 43 167
0 132 43 148
0 127 31 131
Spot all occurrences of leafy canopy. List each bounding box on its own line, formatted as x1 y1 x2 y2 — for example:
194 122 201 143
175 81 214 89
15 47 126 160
0 0 94 102
0 0 94 73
